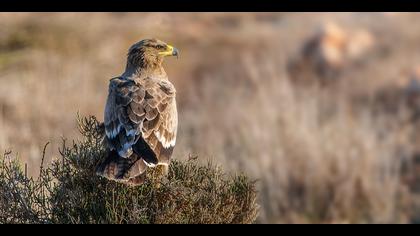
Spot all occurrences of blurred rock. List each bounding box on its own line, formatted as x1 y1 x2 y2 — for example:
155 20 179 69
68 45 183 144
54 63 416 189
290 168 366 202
288 22 375 86
346 29 375 61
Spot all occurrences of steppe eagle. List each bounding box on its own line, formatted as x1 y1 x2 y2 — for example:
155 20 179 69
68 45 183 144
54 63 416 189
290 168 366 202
96 38 179 186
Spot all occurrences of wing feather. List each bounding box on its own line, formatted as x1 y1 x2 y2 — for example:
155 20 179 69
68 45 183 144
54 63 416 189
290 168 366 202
104 77 177 165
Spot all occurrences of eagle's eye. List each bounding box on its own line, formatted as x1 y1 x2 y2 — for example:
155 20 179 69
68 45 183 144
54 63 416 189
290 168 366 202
156 45 165 50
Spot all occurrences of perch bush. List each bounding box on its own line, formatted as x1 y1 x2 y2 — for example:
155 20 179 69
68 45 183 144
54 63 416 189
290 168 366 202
0 116 258 224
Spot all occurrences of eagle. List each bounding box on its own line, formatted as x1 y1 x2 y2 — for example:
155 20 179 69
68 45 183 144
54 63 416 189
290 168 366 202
96 39 179 186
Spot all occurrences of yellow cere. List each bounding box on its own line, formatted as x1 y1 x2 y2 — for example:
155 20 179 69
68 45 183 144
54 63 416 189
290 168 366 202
159 45 175 56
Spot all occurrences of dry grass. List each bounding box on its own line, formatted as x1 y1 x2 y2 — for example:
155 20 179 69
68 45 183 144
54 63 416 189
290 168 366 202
179 53 415 223
2 12 420 223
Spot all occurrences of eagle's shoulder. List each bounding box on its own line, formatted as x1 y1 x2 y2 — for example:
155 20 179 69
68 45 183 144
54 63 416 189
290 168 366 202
109 76 125 84
109 77 136 89
158 79 176 96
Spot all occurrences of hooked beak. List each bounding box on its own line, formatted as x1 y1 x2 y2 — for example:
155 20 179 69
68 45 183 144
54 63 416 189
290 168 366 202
160 44 179 59
172 47 179 59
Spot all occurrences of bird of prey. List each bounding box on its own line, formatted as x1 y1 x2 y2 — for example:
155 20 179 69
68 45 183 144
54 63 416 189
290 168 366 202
96 39 179 186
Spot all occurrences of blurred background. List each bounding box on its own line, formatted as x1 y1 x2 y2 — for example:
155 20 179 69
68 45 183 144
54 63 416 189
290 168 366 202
1 12 420 223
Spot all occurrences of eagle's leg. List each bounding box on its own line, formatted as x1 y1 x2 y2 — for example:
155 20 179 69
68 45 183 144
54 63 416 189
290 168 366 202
158 164 169 176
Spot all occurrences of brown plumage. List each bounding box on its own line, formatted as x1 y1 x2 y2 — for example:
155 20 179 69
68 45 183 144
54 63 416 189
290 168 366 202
96 39 179 186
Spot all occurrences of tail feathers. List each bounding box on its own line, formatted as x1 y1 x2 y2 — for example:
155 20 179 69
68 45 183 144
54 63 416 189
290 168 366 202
95 150 147 184
126 174 147 186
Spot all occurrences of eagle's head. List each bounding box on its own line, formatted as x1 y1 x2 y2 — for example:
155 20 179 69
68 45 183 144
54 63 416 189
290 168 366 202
126 38 179 73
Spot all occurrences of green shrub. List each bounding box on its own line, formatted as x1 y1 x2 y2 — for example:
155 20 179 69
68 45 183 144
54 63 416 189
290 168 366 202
0 116 258 224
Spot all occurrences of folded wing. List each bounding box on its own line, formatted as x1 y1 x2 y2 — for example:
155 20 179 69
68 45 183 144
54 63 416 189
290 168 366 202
104 77 177 167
